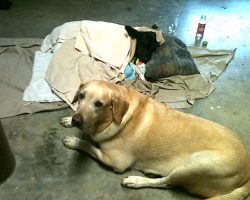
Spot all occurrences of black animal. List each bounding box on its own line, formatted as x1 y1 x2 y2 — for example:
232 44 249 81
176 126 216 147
125 26 158 63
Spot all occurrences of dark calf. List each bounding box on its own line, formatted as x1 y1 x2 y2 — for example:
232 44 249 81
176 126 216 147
125 26 158 63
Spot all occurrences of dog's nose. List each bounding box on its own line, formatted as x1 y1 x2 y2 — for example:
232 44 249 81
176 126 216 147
72 114 82 127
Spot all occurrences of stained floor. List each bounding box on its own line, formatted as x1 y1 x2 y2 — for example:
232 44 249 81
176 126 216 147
0 0 250 200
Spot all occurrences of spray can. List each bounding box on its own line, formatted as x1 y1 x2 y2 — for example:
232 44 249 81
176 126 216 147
196 15 206 39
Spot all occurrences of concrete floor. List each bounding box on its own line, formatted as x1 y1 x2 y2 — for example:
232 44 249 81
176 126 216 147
1 0 250 199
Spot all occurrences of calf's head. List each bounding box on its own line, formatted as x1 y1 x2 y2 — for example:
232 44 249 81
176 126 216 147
125 25 158 63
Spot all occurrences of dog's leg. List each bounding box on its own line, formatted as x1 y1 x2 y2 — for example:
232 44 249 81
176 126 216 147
63 136 103 158
60 116 73 128
122 151 234 197
122 176 169 188
63 136 118 170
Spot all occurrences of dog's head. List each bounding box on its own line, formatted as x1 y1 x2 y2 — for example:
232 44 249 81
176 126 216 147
71 81 129 133
125 25 158 63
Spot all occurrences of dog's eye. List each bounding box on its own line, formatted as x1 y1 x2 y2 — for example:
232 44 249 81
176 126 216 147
79 93 85 100
94 100 103 108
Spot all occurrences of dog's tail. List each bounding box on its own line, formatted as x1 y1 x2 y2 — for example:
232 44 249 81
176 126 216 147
207 178 250 200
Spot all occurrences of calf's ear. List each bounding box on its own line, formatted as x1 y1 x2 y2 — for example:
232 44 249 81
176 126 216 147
125 26 139 39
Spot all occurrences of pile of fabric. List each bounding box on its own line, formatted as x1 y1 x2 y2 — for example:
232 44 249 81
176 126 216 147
24 20 166 109
0 20 236 118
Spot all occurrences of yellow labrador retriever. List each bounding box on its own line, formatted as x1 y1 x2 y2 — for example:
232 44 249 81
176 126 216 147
61 80 250 200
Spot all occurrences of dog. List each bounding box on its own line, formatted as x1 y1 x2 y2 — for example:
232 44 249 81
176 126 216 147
61 80 250 200
125 26 158 64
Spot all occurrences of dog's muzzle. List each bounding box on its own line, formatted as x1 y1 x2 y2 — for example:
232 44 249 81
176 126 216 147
72 114 82 127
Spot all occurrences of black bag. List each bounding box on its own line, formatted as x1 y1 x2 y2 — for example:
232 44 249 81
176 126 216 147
145 34 200 80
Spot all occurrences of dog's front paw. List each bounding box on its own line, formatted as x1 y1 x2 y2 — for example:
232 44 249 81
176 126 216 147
121 176 148 188
62 136 82 150
60 117 73 128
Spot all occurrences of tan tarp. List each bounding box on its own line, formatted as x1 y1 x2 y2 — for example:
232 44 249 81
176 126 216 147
0 38 68 119
0 38 235 118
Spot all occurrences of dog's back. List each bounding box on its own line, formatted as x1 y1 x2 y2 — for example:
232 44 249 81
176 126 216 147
112 85 250 198
63 81 250 199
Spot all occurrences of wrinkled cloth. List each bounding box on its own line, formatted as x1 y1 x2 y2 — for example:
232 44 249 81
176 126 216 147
121 74 214 108
188 47 236 80
0 38 68 119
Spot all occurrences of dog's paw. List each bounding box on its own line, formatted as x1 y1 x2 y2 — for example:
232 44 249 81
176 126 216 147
121 176 148 188
62 136 82 150
60 117 73 128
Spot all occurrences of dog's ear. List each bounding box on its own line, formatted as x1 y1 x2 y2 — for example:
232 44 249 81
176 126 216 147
72 83 85 104
111 91 129 124
125 26 139 39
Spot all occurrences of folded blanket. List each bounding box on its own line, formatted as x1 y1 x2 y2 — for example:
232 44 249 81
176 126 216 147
75 20 131 69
